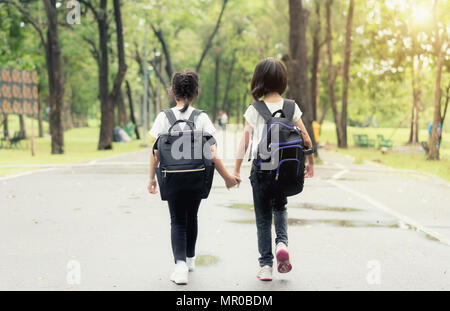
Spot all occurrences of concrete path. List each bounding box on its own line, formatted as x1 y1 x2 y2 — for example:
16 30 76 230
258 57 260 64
1 146 450 290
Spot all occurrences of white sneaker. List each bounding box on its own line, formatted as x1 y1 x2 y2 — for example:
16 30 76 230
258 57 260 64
275 242 292 273
186 257 196 272
256 265 273 281
170 261 189 285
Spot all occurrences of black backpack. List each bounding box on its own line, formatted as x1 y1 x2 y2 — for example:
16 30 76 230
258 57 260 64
251 100 313 197
153 109 216 201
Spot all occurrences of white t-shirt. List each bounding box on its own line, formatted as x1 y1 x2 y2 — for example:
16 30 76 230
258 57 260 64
149 106 216 139
221 113 228 124
244 100 303 158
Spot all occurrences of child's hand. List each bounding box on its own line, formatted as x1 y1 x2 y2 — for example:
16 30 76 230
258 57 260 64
233 171 242 188
305 163 314 178
225 174 240 190
147 179 158 194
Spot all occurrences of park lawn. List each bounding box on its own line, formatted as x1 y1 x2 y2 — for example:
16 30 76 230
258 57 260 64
0 117 149 177
320 121 450 181
329 147 450 182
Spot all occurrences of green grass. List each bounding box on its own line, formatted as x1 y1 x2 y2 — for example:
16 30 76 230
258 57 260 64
320 122 450 181
0 116 148 177
331 147 450 181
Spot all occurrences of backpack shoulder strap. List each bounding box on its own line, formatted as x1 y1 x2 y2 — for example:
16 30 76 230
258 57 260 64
252 101 272 123
163 109 178 126
282 99 296 121
188 109 204 127
163 109 182 131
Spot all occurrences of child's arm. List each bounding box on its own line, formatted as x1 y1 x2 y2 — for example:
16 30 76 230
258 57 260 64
234 121 252 181
148 150 159 194
211 146 241 189
295 119 314 178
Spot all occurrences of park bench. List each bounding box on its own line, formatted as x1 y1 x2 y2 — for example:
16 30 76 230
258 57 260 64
376 134 393 149
353 134 375 147
9 131 25 149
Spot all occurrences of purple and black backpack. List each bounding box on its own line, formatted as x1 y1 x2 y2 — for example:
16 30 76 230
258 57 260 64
252 100 313 197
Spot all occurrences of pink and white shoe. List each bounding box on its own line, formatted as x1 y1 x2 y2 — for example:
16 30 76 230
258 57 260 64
256 266 273 281
276 242 292 273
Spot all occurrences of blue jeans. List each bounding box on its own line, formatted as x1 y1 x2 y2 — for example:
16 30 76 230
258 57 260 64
250 166 288 267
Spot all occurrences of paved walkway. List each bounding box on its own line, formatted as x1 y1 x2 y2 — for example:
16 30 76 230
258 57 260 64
1 146 450 290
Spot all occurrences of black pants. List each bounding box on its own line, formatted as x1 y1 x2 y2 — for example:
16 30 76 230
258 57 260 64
167 196 202 263
250 165 288 267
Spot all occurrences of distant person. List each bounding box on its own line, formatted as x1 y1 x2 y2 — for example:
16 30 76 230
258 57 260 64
147 70 240 285
217 110 223 129
233 58 314 281
220 111 228 131
428 121 442 150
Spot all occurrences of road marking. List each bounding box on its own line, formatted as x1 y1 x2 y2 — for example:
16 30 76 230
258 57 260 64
328 164 450 246
0 168 57 182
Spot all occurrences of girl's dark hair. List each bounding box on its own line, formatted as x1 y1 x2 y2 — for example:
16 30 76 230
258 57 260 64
171 70 199 113
250 58 288 101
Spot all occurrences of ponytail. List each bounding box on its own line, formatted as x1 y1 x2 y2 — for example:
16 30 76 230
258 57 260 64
180 96 189 113
170 70 199 113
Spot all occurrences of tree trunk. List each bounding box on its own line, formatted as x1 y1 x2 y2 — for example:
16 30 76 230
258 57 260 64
311 1 322 121
213 47 221 122
428 0 446 160
428 48 444 160
222 51 237 112
288 0 316 150
340 0 354 148
117 90 128 127
126 80 140 139
408 35 422 145
325 0 344 147
442 82 450 127
37 96 44 138
19 114 27 138
316 55 324 120
44 0 64 154
112 0 128 127
97 0 112 149
408 104 419 144
97 0 128 150
63 85 74 131
2 114 8 138
151 25 174 81
196 0 229 73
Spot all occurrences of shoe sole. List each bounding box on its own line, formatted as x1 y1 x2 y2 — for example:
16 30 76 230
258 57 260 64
257 276 272 282
171 278 188 285
276 249 292 274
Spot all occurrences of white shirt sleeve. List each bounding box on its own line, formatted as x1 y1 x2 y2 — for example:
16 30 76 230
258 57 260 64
293 104 303 122
149 112 166 139
199 113 217 135
243 105 258 128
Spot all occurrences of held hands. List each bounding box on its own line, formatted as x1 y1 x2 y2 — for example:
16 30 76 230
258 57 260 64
225 173 241 190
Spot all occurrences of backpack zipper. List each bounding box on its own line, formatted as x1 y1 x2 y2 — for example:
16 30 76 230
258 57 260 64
163 167 205 177
275 150 284 181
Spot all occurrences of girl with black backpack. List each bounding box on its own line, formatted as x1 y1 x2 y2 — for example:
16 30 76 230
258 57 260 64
234 58 314 281
148 70 241 285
